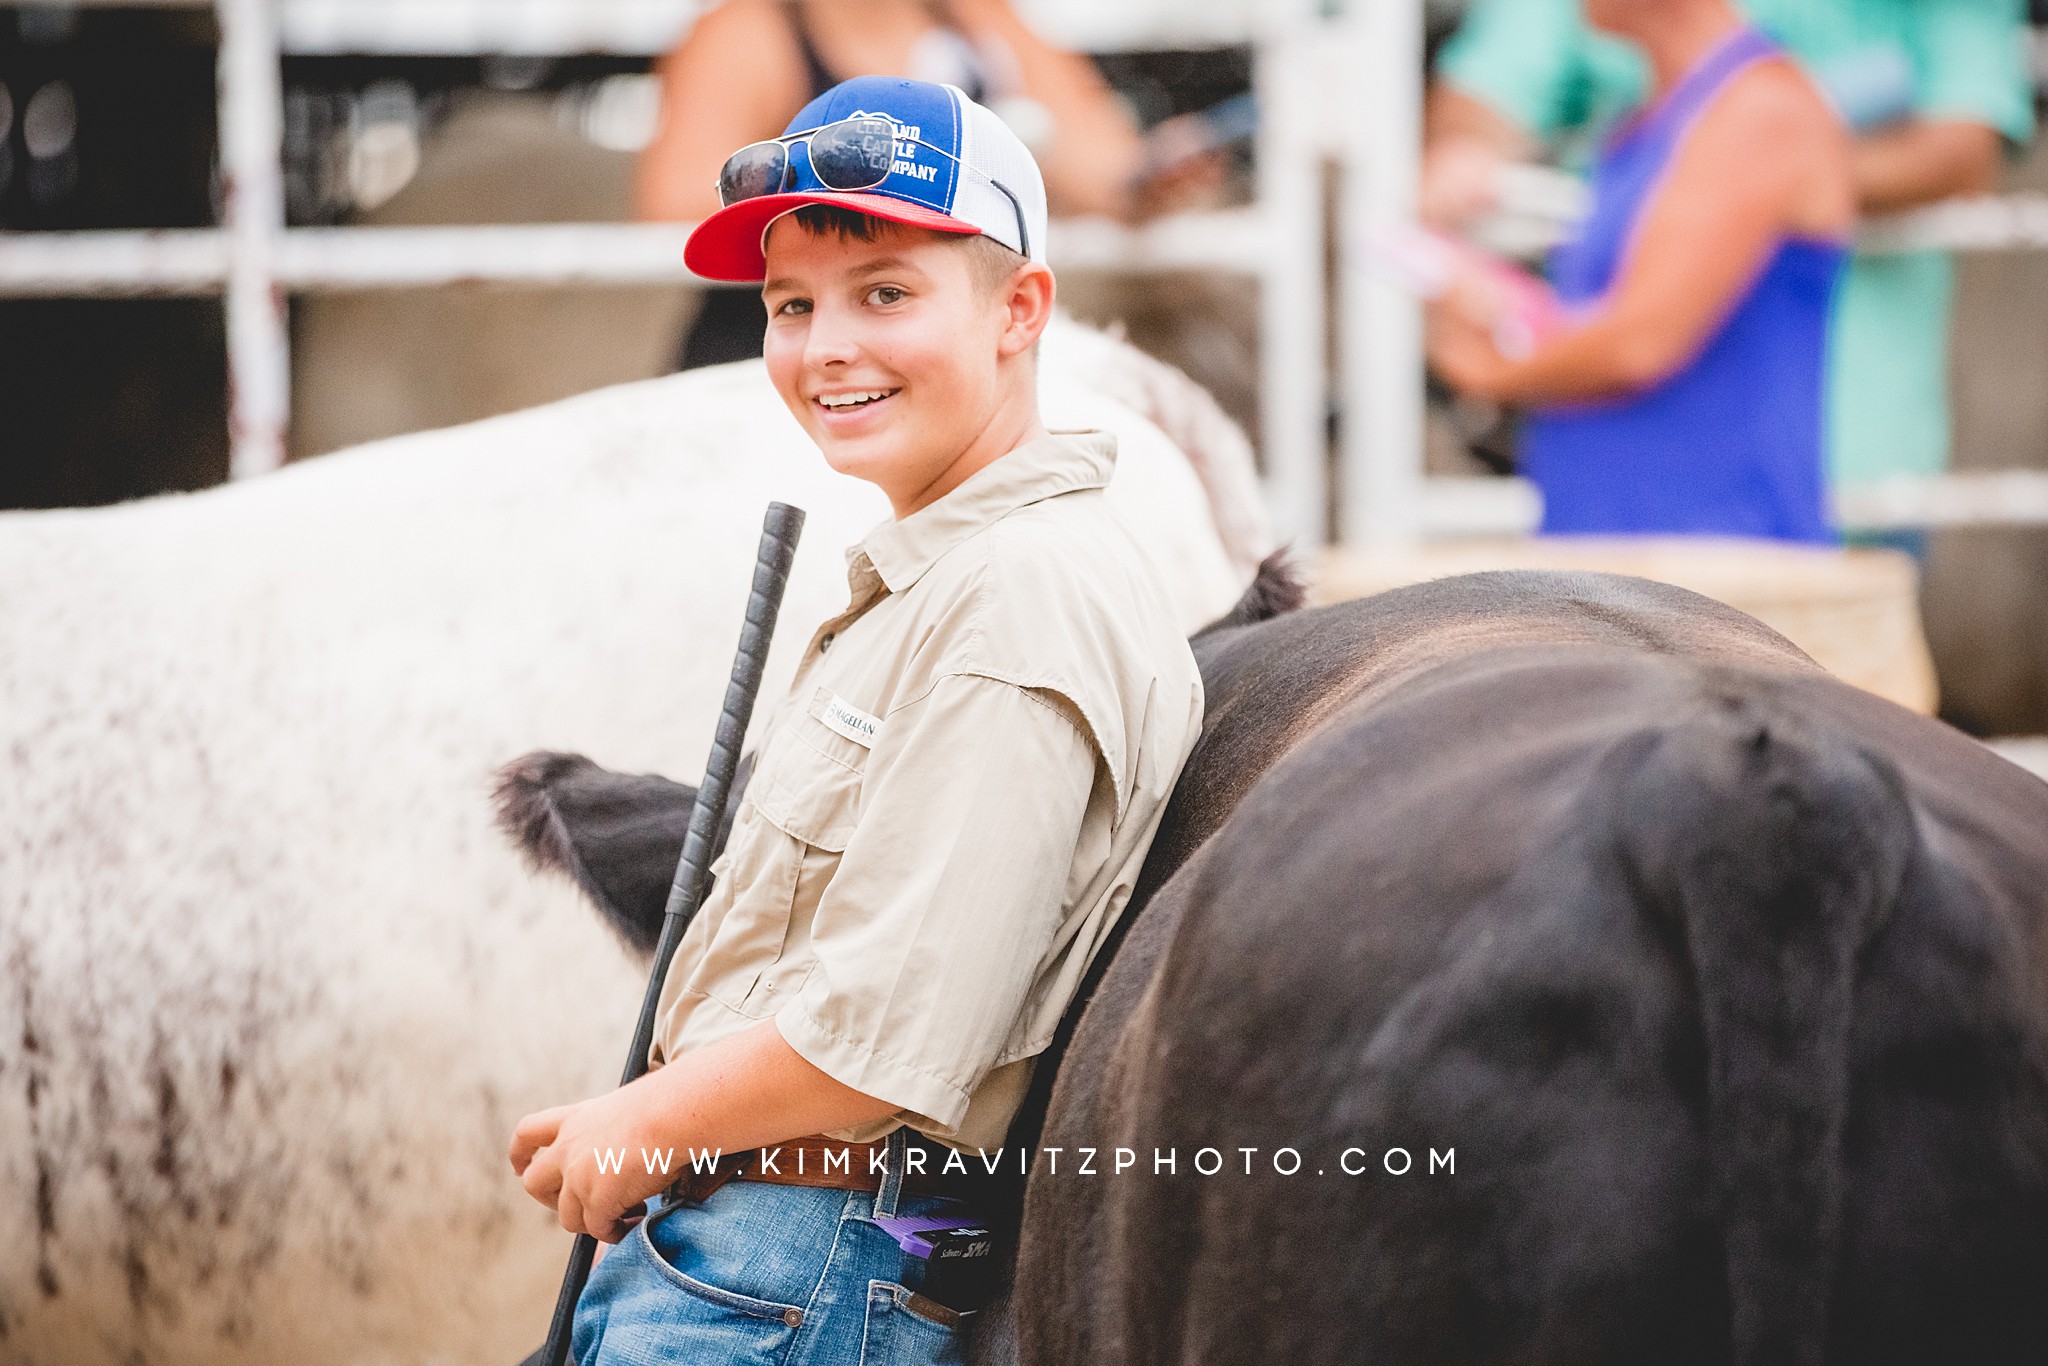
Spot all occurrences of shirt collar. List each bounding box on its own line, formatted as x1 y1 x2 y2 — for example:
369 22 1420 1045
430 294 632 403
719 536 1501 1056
850 430 1116 595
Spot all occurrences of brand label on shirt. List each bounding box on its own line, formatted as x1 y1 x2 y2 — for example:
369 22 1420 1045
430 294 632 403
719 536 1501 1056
819 691 881 749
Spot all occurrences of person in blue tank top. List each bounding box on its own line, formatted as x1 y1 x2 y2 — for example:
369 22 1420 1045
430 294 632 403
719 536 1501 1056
1426 0 1856 543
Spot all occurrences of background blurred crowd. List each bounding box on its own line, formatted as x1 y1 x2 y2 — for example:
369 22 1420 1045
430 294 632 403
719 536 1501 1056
1423 0 2032 552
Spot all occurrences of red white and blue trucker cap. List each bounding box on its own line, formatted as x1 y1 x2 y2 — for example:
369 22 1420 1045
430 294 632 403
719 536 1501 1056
683 75 1050 283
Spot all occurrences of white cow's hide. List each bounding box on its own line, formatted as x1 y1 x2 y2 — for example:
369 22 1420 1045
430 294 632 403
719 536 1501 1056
0 322 1264 1366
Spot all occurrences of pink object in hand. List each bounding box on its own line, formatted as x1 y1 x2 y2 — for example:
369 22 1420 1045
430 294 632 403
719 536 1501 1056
1365 224 1568 359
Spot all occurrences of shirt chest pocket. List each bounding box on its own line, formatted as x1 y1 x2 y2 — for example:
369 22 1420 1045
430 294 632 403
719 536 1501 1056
692 693 870 1016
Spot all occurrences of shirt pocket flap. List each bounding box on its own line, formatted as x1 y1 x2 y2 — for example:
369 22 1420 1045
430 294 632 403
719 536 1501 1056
750 704 867 852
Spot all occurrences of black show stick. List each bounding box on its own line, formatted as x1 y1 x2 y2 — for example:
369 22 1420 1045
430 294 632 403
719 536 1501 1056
535 500 806 1366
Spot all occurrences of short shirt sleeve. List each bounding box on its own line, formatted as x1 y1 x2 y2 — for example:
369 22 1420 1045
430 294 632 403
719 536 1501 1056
773 670 1098 1131
1908 0 2035 144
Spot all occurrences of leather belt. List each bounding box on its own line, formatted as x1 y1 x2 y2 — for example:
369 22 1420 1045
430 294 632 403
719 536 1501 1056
663 1131 1006 1207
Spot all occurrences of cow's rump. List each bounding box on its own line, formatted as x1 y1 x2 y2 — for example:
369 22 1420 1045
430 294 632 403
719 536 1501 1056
1021 579 2048 1366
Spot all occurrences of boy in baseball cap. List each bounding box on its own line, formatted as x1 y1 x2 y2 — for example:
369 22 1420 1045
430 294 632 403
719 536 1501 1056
510 77 1203 1364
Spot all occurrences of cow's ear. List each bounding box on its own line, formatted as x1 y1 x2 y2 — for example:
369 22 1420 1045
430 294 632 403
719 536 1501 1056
491 751 700 961
1194 547 1309 638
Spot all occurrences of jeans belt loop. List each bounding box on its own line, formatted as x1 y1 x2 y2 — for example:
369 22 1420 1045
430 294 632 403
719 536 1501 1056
874 1126 910 1218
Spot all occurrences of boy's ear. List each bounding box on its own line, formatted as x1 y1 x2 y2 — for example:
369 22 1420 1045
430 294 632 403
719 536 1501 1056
997 261 1057 361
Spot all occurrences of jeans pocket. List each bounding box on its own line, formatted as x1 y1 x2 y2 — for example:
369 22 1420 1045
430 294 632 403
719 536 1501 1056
862 1279 974 1365
573 1221 801 1366
638 1214 810 1327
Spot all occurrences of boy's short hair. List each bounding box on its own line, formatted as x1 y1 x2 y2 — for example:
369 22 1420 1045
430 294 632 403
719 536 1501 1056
785 203 1028 300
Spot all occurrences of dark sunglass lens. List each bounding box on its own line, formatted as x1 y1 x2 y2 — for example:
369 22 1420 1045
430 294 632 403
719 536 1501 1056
718 142 788 205
809 117 896 190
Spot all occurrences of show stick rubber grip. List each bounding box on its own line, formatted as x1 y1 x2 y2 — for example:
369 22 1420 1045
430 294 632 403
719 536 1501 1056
537 500 807 1366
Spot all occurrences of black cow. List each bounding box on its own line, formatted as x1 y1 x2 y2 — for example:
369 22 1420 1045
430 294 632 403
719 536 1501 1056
496 564 2048 1366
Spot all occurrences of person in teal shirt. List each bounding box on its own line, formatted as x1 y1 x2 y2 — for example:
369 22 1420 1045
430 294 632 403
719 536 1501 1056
1425 0 2034 494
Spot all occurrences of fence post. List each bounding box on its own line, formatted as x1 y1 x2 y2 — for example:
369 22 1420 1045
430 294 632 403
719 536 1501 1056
1341 0 1425 550
1254 0 1330 550
218 0 291 477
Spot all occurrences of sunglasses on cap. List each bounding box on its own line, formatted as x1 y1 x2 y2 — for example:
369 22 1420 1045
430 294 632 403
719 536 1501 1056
716 114 1031 258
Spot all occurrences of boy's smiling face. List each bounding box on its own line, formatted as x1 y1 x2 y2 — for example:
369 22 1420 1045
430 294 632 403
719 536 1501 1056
760 213 1051 518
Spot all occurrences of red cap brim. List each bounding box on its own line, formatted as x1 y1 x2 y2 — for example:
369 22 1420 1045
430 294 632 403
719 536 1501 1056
683 192 983 282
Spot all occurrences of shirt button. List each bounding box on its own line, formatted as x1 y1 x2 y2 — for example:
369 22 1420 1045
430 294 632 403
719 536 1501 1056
782 1307 805 1328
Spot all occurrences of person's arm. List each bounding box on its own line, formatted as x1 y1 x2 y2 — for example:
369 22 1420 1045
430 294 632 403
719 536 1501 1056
635 1 809 223
1422 0 1582 227
1852 118 2002 214
510 1017 903 1241
1850 0 2033 215
951 0 1154 220
1429 61 1852 405
1422 86 1540 229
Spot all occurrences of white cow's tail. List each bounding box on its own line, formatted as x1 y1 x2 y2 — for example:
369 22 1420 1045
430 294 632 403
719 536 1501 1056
1615 698 1915 1366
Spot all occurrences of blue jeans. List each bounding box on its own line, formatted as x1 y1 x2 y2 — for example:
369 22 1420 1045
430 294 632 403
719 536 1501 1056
571 1130 982 1366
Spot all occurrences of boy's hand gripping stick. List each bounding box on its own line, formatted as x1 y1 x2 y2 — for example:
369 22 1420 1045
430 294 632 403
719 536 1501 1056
537 501 807 1366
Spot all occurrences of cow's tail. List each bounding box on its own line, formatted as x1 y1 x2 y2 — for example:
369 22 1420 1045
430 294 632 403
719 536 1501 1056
1613 697 1916 1366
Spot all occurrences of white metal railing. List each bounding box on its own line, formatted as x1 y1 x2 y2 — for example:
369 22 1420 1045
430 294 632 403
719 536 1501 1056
1858 192 2048 254
1342 0 1425 552
218 0 291 476
1416 472 2048 538
59 0 1264 54
1252 0 1328 549
1475 174 2048 261
280 0 700 55
0 211 1276 293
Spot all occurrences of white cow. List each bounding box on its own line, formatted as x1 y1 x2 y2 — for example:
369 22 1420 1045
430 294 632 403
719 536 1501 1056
0 320 1267 1366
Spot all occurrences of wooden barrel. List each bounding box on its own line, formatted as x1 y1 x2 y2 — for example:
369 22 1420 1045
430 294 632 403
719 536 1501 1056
1315 537 1938 715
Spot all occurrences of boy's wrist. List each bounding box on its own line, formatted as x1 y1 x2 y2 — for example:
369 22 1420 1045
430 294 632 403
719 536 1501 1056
628 1059 703 1158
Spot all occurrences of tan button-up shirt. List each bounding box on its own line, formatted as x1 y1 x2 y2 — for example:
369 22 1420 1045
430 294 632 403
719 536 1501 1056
647 429 1204 1154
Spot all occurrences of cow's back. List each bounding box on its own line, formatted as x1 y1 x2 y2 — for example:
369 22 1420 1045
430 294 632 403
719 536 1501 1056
1013 574 2048 1366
